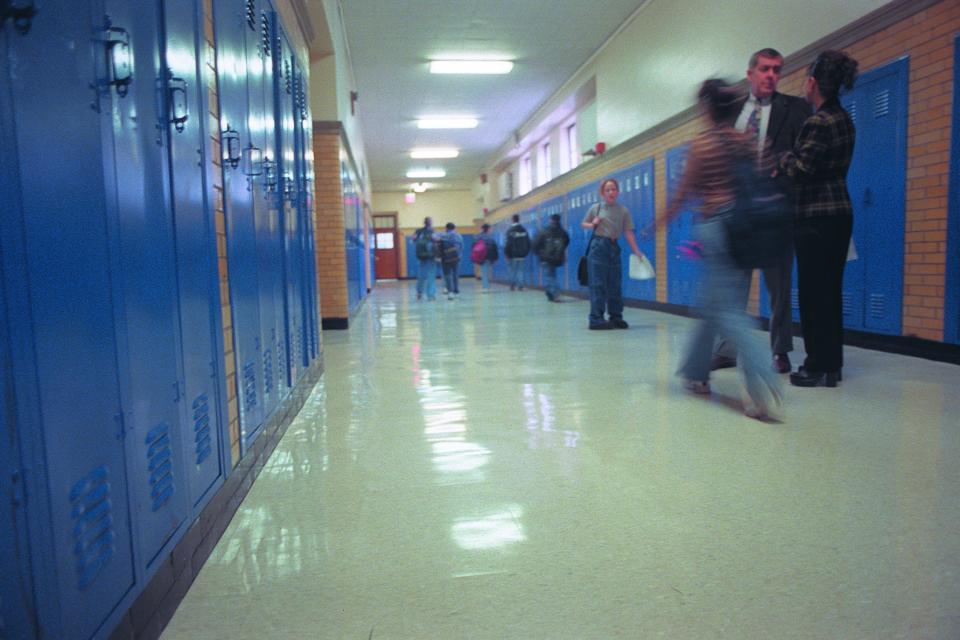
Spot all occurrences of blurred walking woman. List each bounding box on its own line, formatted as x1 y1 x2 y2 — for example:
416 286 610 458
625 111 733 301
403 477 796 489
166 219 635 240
651 79 782 419
582 178 645 330
777 50 858 388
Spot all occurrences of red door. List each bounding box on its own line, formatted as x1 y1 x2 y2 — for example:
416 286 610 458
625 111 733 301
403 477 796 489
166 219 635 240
373 213 399 280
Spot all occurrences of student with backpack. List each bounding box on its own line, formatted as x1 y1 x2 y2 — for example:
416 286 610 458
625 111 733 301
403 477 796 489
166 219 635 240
533 213 570 302
472 223 499 293
414 217 437 301
504 214 531 291
437 222 463 300
649 79 782 420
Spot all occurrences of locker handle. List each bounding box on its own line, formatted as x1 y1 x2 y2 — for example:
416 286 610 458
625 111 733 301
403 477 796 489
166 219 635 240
105 26 133 97
242 143 262 177
222 125 241 169
1 1 37 35
167 76 189 133
262 157 277 192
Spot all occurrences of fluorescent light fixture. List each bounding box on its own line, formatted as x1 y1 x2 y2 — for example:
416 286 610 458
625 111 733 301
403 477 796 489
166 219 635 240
410 148 459 159
417 117 478 129
406 168 446 179
429 60 513 74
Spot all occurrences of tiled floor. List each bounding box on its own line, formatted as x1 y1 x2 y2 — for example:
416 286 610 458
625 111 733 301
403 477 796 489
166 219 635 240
163 279 960 639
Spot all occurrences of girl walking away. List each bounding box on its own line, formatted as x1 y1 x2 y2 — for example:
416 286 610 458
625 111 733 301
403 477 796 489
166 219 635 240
778 50 859 388
650 79 782 419
582 178 646 329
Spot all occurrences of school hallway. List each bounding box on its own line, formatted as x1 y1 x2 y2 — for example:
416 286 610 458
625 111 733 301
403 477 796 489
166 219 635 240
162 280 960 640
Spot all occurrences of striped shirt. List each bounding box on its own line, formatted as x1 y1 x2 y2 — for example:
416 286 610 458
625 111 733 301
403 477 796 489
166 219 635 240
777 99 855 219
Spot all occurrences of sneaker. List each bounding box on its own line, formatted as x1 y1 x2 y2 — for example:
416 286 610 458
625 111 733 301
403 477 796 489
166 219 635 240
610 318 629 329
773 353 792 374
589 321 614 330
447 293 454 300
683 379 711 394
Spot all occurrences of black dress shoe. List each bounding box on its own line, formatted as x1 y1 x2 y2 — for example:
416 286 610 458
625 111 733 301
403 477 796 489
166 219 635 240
610 318 629 329
589 321 614 330
790 369 839 387
798 366 842 381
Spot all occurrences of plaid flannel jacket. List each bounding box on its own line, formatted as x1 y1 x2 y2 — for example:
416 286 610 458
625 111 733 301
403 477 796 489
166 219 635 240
778 99 855 219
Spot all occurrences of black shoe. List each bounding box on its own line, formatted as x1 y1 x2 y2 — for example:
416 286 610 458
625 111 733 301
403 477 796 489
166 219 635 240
790 369 839 387
589 322 614 330
798 366 842 381
510 285 516 291
773 353 792 374
710 355 737 371
610 319 629 329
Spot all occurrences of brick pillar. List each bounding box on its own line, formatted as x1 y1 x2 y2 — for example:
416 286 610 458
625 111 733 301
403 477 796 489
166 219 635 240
313 123 350 327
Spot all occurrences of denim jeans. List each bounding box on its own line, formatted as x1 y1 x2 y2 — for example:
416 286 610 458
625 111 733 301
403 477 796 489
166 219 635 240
543 264 558 299
416 259 436 299
480 261 492 289
442 261 460 294
508 258 525 288
587 237 622 324
677 214 781 403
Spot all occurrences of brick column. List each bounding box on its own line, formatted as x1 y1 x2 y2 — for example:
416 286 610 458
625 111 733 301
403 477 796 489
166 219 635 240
313 123 350 327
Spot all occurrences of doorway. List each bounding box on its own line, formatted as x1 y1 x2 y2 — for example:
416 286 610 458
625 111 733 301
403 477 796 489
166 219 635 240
373 213 399 280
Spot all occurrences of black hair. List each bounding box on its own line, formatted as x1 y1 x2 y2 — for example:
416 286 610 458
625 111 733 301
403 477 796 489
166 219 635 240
698 78 742 125
550 213 561 223
482 223 490 231
809 50 858 100
749 48 783 69
445 222 455 230
511 214 520 223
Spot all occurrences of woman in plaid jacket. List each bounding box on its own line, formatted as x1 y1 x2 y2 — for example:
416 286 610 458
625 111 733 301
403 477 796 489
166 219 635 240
778 50 859 388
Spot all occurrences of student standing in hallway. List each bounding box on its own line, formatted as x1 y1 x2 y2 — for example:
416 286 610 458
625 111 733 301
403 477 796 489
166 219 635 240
582 179 645 329
475 223 498 292
779 50 859 388
414 217 437 301
504 214 531 290
438 222 463 300
712 47 811 374
533 213 570 302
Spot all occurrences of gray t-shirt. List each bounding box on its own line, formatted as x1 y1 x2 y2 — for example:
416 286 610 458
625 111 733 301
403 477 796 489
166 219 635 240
583 202 634 240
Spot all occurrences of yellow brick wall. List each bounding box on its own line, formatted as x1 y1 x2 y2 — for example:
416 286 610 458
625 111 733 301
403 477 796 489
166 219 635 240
486 0 958 340
313 127 350 320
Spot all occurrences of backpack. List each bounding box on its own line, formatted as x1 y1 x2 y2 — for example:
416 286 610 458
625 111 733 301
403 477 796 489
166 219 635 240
724 149 792 269
415 230 434 259
539 233 566 266
506 225 531 258
485 239 499 262
439 238 460 265
470 239 488 264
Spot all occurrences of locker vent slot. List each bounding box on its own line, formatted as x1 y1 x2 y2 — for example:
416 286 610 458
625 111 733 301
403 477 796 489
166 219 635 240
277 342 286 384
243 361 257 412
874 90 890 118
847 100 857 124
69 465 116 589
869 293 886 319
261 12 271 56
791 289 799 311
284 60 292 95
842 293 853 316
192 393 212 465
263 347 273 394
145 423 174 511
245 0 256 30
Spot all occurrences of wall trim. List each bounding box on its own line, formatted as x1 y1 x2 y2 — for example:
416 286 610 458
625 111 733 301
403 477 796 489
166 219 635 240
322 317 349 330
486 0 945 220
946 33 960 344
108 359 325 639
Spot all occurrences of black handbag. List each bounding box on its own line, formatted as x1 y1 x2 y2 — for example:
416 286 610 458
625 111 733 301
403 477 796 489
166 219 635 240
577 234 594 287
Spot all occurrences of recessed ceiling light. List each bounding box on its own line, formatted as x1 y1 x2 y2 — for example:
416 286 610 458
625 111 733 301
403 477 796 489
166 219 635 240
429 60 513 74
417 117 478 129
410 148 459 159
407 168 446 178
411 183 429 193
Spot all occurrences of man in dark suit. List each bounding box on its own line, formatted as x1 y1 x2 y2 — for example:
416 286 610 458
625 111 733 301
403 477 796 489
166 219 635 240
713 47 811 374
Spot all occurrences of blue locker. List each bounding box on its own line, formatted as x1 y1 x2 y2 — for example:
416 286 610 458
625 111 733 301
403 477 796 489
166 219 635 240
617 159 657 302
406 235 419 278
665 144 703 306
460 234 476 277
521 208 539 286
293 65 319 363
566 182 601 292
274 29 303 386
214 0 265 435
840 58 908 335
161 0 225 513
492 221 508 283
2 4 137 637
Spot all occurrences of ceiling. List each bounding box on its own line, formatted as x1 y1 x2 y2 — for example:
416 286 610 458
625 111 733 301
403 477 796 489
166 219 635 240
338 0 650 193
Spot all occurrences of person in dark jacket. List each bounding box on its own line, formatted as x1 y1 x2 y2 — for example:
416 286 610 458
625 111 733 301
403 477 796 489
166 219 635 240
778 50 859 388
504 214 531 290
533 213 570 302
475 223 498 292
711 47 812 374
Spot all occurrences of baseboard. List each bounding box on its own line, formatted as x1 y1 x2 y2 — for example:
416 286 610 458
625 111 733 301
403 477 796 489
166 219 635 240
321 317 349 330
108 357 325 640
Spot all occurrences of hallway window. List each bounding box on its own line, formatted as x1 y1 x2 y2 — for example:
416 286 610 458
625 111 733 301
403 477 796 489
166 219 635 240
519 153 532 195
537 141 551 186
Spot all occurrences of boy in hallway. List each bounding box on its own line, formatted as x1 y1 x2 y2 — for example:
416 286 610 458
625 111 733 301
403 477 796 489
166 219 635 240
504 214 531 290
533 213 570 302
438 222 463 300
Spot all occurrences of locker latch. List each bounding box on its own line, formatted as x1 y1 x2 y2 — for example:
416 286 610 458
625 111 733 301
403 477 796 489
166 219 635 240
104 25 133 97
167 76 189 133
222 125 241 169
0 0 37 35
262 157 278 191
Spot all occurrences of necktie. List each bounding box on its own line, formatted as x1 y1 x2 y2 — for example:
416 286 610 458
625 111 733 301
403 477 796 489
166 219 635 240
745 103 761 142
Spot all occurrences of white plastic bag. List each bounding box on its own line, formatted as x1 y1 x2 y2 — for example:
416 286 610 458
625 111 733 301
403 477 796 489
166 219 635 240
629 253 655 280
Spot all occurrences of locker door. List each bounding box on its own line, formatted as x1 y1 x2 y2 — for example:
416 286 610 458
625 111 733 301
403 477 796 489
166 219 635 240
293 66 318 363
214 0 264 436
839 89 867 329
666 144 702 306
406 235 419 280
101 0 192 569
3 5 136 637
851 59 908 335
635 160 657 301
161 0 224 508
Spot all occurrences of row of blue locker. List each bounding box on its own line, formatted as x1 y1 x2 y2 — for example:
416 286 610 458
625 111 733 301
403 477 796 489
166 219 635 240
0 1 319 638
469 58 908 335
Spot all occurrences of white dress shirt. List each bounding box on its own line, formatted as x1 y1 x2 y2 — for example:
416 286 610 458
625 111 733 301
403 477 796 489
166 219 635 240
735 93 772 156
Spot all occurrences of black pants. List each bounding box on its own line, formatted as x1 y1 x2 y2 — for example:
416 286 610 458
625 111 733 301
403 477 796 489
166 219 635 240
794 215 853 373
